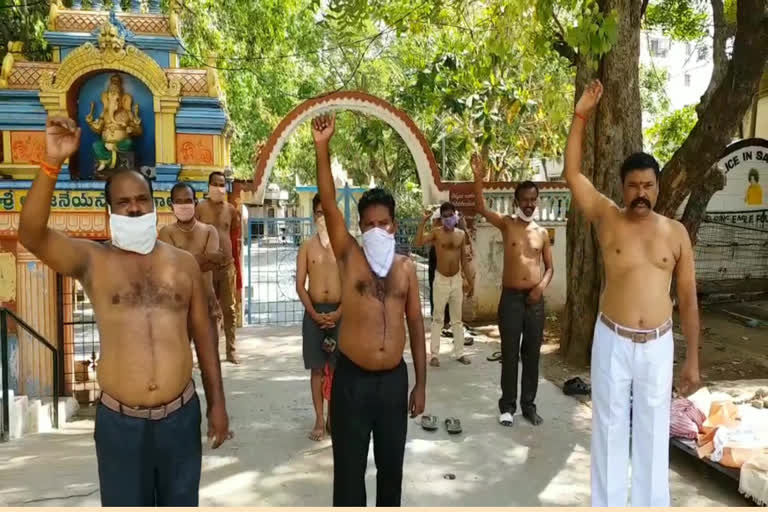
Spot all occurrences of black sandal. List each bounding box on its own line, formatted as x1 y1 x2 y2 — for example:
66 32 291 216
445 417 462 434
563 377 591 396
487 351 502 362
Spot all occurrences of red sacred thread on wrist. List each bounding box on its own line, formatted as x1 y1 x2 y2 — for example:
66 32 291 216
35 160 61 179
574 112 588 122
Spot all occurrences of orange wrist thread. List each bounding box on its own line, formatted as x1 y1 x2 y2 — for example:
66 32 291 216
574 112 588 122
35 160 61 179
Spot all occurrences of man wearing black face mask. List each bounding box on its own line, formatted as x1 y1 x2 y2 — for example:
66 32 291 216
414 202 474 367
565 80 700 507
18 117 230 506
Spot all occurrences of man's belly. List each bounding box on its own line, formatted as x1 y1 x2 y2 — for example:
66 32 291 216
502 261 541 290
600 279 673 330
308 274 342 304
338 314 407 371
435 258 460 278
95 317 194 406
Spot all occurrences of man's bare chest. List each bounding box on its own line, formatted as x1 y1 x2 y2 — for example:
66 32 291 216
503 229 542 256
602 234 676 272
200 206 231 231
169 231 207 255
91 262 191 311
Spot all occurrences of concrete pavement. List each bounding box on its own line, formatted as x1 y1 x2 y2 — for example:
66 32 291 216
0 326 750 506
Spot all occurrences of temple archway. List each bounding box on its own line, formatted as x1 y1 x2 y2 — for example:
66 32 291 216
252 91 447 205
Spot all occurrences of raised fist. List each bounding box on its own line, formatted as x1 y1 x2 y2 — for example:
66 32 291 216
311 113 336 145
470 153 485 180
575 79 603 119
45 117 81 166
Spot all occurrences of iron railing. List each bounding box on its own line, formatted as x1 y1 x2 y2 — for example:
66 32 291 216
1 308 59 441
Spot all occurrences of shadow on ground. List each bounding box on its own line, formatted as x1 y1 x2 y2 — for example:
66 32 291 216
0 325 750 506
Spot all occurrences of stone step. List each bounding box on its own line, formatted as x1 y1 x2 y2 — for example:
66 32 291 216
0 392 79 440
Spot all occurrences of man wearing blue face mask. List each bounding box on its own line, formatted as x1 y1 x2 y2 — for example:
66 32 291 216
19 116 231 507
311 113 427 507
414 202 474 367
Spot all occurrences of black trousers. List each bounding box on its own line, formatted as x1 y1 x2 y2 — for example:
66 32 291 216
497 289 545 414
94 392 202 506
330 353 408 507
428 246 450 324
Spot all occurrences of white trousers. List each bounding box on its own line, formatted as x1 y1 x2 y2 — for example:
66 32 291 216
430 271 464 359
590 314 674 507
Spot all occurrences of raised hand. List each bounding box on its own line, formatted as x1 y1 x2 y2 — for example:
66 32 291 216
45 117 81 166
311 113 336 145
470 153 485 180
575 79 603 119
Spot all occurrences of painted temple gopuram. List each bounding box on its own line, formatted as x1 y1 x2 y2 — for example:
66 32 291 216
0 1 237 407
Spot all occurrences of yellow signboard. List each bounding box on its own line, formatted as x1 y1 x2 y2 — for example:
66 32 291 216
1 189 205 212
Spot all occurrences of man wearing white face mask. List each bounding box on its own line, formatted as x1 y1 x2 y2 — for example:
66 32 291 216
159 182 223 333
18 116 230 506
472 155 553 428
296 193 342 442
414 201 474 367
196 171 242 364
312 113 426 507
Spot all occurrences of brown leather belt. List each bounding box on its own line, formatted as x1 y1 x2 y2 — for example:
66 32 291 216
99 380 196 420
599 313 672 343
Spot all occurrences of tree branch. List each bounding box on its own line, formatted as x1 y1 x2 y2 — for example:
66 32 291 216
696 0 729 116
640 0 650 18
657 0 768 216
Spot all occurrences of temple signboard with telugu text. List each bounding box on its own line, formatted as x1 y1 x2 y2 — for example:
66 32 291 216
1 189 204 212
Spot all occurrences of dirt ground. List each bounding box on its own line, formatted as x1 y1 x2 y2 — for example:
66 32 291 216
471 299 768 405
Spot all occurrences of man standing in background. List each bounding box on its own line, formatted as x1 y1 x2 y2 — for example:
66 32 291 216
414 202 474 367
197 172 242 364
296 194 342 441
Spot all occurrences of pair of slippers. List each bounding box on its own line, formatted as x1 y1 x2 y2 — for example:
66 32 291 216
563 377 591 396
421 414 462 434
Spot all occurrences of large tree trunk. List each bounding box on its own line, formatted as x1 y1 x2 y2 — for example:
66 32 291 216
656 0 768 218
561 0 643 365
680 165 726 246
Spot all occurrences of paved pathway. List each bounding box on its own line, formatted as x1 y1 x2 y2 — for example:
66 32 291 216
0 326 750 506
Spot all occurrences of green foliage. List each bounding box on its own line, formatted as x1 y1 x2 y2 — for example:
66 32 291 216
644 105 698 164
644 0 709 41
639 64 671 119
0 0 715 217
0 0 54 62
534 0 620 69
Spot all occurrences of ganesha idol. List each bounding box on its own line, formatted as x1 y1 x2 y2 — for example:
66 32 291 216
85 73 142 178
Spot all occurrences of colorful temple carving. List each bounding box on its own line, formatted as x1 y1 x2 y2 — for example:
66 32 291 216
0 2 236 403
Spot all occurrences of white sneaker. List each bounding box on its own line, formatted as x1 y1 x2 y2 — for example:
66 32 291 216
499 412 514 427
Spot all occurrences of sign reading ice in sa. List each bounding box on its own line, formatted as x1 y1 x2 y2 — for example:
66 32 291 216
709 138 768 211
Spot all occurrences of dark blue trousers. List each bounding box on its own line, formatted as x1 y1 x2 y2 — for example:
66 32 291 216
94 393 202 506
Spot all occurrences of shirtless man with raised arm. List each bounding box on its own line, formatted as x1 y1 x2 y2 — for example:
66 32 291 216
566 80 700 507
296 193 342 441
414 202 474 367
472 159 553 427
159 182 223 337
312 113 426 507
196 172 242 364
18 117 230 507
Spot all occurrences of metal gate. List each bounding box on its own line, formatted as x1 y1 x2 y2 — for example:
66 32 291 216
58 275 100 404
694 216 768 292
245 216 431 326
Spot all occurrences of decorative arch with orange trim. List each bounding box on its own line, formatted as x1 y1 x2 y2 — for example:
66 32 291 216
252 91 447 205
